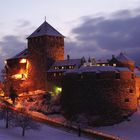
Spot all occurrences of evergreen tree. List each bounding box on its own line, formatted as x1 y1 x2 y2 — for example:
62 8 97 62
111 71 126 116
9 86 18 104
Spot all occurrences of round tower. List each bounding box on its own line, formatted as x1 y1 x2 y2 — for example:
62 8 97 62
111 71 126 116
116 52 135 71
27 21 64 90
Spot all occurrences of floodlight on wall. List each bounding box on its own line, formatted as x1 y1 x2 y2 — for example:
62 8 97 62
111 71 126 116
19 59 27 64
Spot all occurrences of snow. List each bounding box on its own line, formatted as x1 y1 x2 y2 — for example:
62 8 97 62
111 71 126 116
0 120 90 140
27 21 63 39
96 106 140 140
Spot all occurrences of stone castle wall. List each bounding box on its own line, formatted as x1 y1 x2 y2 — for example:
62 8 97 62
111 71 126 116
27 36 64 90
61 71 137 124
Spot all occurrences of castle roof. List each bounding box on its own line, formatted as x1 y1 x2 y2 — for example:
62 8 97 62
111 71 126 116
47 59 81 72
116 52 134 62
6 49 28 61
65 66 130 74
27 21 64 39
134 68 140 76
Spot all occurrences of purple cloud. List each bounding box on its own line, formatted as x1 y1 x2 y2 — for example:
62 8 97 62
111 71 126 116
65 8 140 65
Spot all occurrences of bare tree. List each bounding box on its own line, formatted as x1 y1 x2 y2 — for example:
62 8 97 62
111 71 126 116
13 109 40 136
0 102 15 128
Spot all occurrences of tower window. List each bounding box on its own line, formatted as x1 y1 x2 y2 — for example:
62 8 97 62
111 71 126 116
131 74 134 79
129 89 133 93
124 98 129 103
116 73 120 79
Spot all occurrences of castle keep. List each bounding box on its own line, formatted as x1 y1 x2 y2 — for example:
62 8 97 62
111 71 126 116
4 21 140 124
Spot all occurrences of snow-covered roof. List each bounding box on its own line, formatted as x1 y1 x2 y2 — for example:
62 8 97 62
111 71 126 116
27 21 64 39
47 59 81 73
7 49 28 60
116 67 130 72
52 59 81 67
134 68 140 76
116 52 134 62
80 66 118 73
65 66 131 74
96 59 108 64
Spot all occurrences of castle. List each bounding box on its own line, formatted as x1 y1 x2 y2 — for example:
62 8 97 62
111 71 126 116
4 21 140 124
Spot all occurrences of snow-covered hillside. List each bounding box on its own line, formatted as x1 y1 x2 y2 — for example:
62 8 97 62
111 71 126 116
0 120 91 140
96 107 140 140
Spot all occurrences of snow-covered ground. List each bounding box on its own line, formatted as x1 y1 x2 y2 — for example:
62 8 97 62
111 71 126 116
0 120 91 140
96 107 140 140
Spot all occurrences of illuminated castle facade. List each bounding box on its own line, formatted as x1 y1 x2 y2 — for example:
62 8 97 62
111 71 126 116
4 21 140 123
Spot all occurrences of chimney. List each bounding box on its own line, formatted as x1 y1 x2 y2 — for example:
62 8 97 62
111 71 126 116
67 54 70 60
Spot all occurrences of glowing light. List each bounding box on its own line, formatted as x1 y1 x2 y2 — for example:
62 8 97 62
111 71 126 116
12 74 22 79
113 63 117 66
20 59 27 63
4 61 7 64
54 86 62 94
11 73 27 80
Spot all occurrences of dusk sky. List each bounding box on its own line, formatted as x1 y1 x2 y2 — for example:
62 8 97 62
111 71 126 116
0 0 140 69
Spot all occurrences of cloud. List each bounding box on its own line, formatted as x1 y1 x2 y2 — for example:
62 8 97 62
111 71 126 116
17 20 31 27
0 35 26 71
65 8 140 65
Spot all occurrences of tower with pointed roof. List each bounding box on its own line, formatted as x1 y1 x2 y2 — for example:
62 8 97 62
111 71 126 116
116 52 135 71
27 21 64 90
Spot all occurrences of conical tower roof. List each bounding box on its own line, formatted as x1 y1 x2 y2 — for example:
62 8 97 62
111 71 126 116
116 52 134 62
27 21 64 39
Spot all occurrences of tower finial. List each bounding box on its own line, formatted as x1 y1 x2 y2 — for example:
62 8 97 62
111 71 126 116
44 16 46 22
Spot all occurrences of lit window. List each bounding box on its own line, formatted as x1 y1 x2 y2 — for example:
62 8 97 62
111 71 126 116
62 66 64 69
11 73 27 80
54 73 56 77
102 64 105 66
69 66 71 69
113 63 116 66
59 73 61 76
96 64 100 66
81 75 83 79
4 61 7 64
20 59 27 64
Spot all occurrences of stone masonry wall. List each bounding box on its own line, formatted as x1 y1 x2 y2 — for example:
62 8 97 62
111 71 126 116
27 36 64 90
61 71 137 123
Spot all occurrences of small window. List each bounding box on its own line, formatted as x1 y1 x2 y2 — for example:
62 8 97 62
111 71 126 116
81 75 83 79
129 89 133 93
96 64 100 66
116 73 120 79
131 74 134 79
124 98 129 103
59 73 61 76
54 73 56 77
102 64 105 66
113 63 116 66
62 66 64 69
